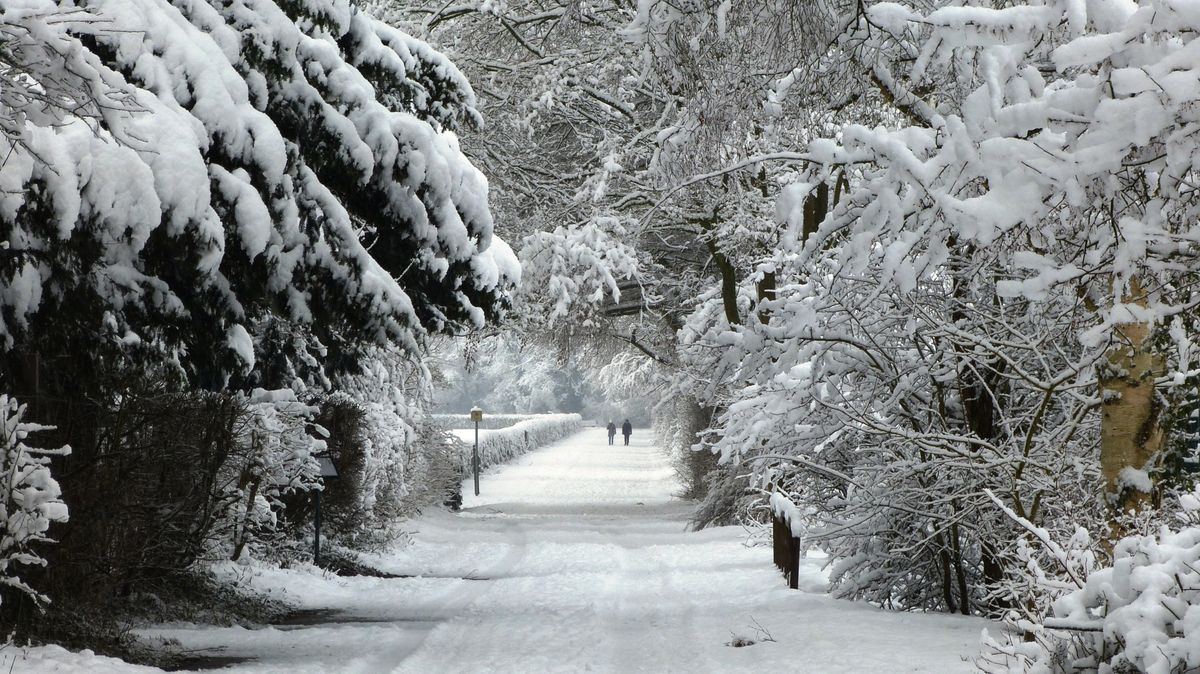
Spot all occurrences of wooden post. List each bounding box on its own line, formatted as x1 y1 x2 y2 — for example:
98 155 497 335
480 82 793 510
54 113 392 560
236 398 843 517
473 420 480 496
773 512 801 590
470 407 483 496
786 530 799 590
773 514 786 574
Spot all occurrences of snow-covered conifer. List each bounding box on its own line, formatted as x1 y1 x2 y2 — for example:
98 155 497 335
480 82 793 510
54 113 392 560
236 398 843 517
1 0 517 392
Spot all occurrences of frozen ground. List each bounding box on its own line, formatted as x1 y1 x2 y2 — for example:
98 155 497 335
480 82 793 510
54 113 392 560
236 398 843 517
13 430 986 673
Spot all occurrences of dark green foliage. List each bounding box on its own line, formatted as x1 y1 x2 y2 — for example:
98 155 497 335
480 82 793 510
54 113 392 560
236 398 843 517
0 3 509 655
0 368 248 645
315 395 373 535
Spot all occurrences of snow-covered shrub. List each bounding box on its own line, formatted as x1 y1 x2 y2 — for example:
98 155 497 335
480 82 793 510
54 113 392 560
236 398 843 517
317 393 462 543
399 421 463 514
977 488 1200 674
24 387 251 616
322 345 463 535
215 389 322 561
652 395 727 508
690 464 753 529
316 395 374 535
0 395 69 606
460 414 583 471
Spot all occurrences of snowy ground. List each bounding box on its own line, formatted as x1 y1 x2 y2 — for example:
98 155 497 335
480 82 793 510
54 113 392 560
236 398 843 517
14 431 987 673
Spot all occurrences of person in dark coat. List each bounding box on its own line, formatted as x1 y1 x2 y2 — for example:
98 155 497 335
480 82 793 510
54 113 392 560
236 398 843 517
621 419 632 445
606 421 617 445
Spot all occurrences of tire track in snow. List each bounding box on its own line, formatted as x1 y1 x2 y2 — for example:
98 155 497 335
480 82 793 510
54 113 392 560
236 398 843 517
381 516 531 671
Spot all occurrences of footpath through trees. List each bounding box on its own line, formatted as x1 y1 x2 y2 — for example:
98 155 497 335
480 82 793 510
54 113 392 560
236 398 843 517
10 430 991 673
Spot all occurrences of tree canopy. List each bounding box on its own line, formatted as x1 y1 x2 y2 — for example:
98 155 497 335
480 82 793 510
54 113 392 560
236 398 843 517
1 0 518 390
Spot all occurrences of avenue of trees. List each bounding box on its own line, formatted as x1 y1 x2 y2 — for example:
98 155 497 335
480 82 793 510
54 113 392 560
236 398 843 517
4 0 1200 671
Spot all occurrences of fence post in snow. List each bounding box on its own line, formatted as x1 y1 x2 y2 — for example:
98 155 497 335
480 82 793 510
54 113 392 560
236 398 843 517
771 491 802 590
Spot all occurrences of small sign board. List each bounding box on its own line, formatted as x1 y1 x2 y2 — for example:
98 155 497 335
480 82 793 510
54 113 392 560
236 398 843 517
317 455 339 480
470 407 483 423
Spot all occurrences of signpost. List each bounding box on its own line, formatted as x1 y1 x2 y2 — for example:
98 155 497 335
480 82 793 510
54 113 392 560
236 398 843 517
470 406 483 496
313 453 339 566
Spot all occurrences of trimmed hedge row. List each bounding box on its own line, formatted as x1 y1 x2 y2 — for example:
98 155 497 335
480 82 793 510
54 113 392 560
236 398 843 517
433 413 548 430
450 414 583 471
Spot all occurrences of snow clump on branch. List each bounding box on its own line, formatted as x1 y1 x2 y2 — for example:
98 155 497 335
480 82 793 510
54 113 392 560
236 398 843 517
0 395 69 606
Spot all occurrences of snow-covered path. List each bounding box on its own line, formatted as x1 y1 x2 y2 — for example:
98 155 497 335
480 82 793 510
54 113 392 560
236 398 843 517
383 431 986 673
21 431 987 673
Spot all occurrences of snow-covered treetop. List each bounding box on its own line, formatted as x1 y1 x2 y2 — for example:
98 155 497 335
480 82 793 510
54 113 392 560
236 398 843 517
0 0 518 387
799 0 1200 332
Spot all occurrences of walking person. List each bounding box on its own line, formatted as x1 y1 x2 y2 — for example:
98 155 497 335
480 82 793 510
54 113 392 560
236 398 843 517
606 420 617 445
621 419 632 446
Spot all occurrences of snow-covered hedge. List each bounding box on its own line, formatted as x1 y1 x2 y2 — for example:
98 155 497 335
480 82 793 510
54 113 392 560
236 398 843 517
455 414 582 471
214 389 323 561
434 413 551 430
318 393 460 539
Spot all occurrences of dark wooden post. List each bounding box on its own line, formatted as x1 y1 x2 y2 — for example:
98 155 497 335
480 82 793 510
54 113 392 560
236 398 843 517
786 529 800 590
470 407 482 496
773 514 786 574
772 513 801 590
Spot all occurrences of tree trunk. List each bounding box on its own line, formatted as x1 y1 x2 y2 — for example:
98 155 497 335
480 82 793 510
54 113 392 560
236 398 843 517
949 520 970 615
803 182 828 242
704 238 741 327
936 533 957 614
755 270 776 325
1099 277 1165 523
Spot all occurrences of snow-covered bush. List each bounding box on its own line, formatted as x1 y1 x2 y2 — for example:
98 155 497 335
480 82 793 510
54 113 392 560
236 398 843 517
15 386 247 622
0 395 69 606
317 393 457 542
399 421 464 513
325 346 464 531
215 389 322 561
461 414 583 471
314 394 372 533
978 488 1200 674
653 396 720 503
